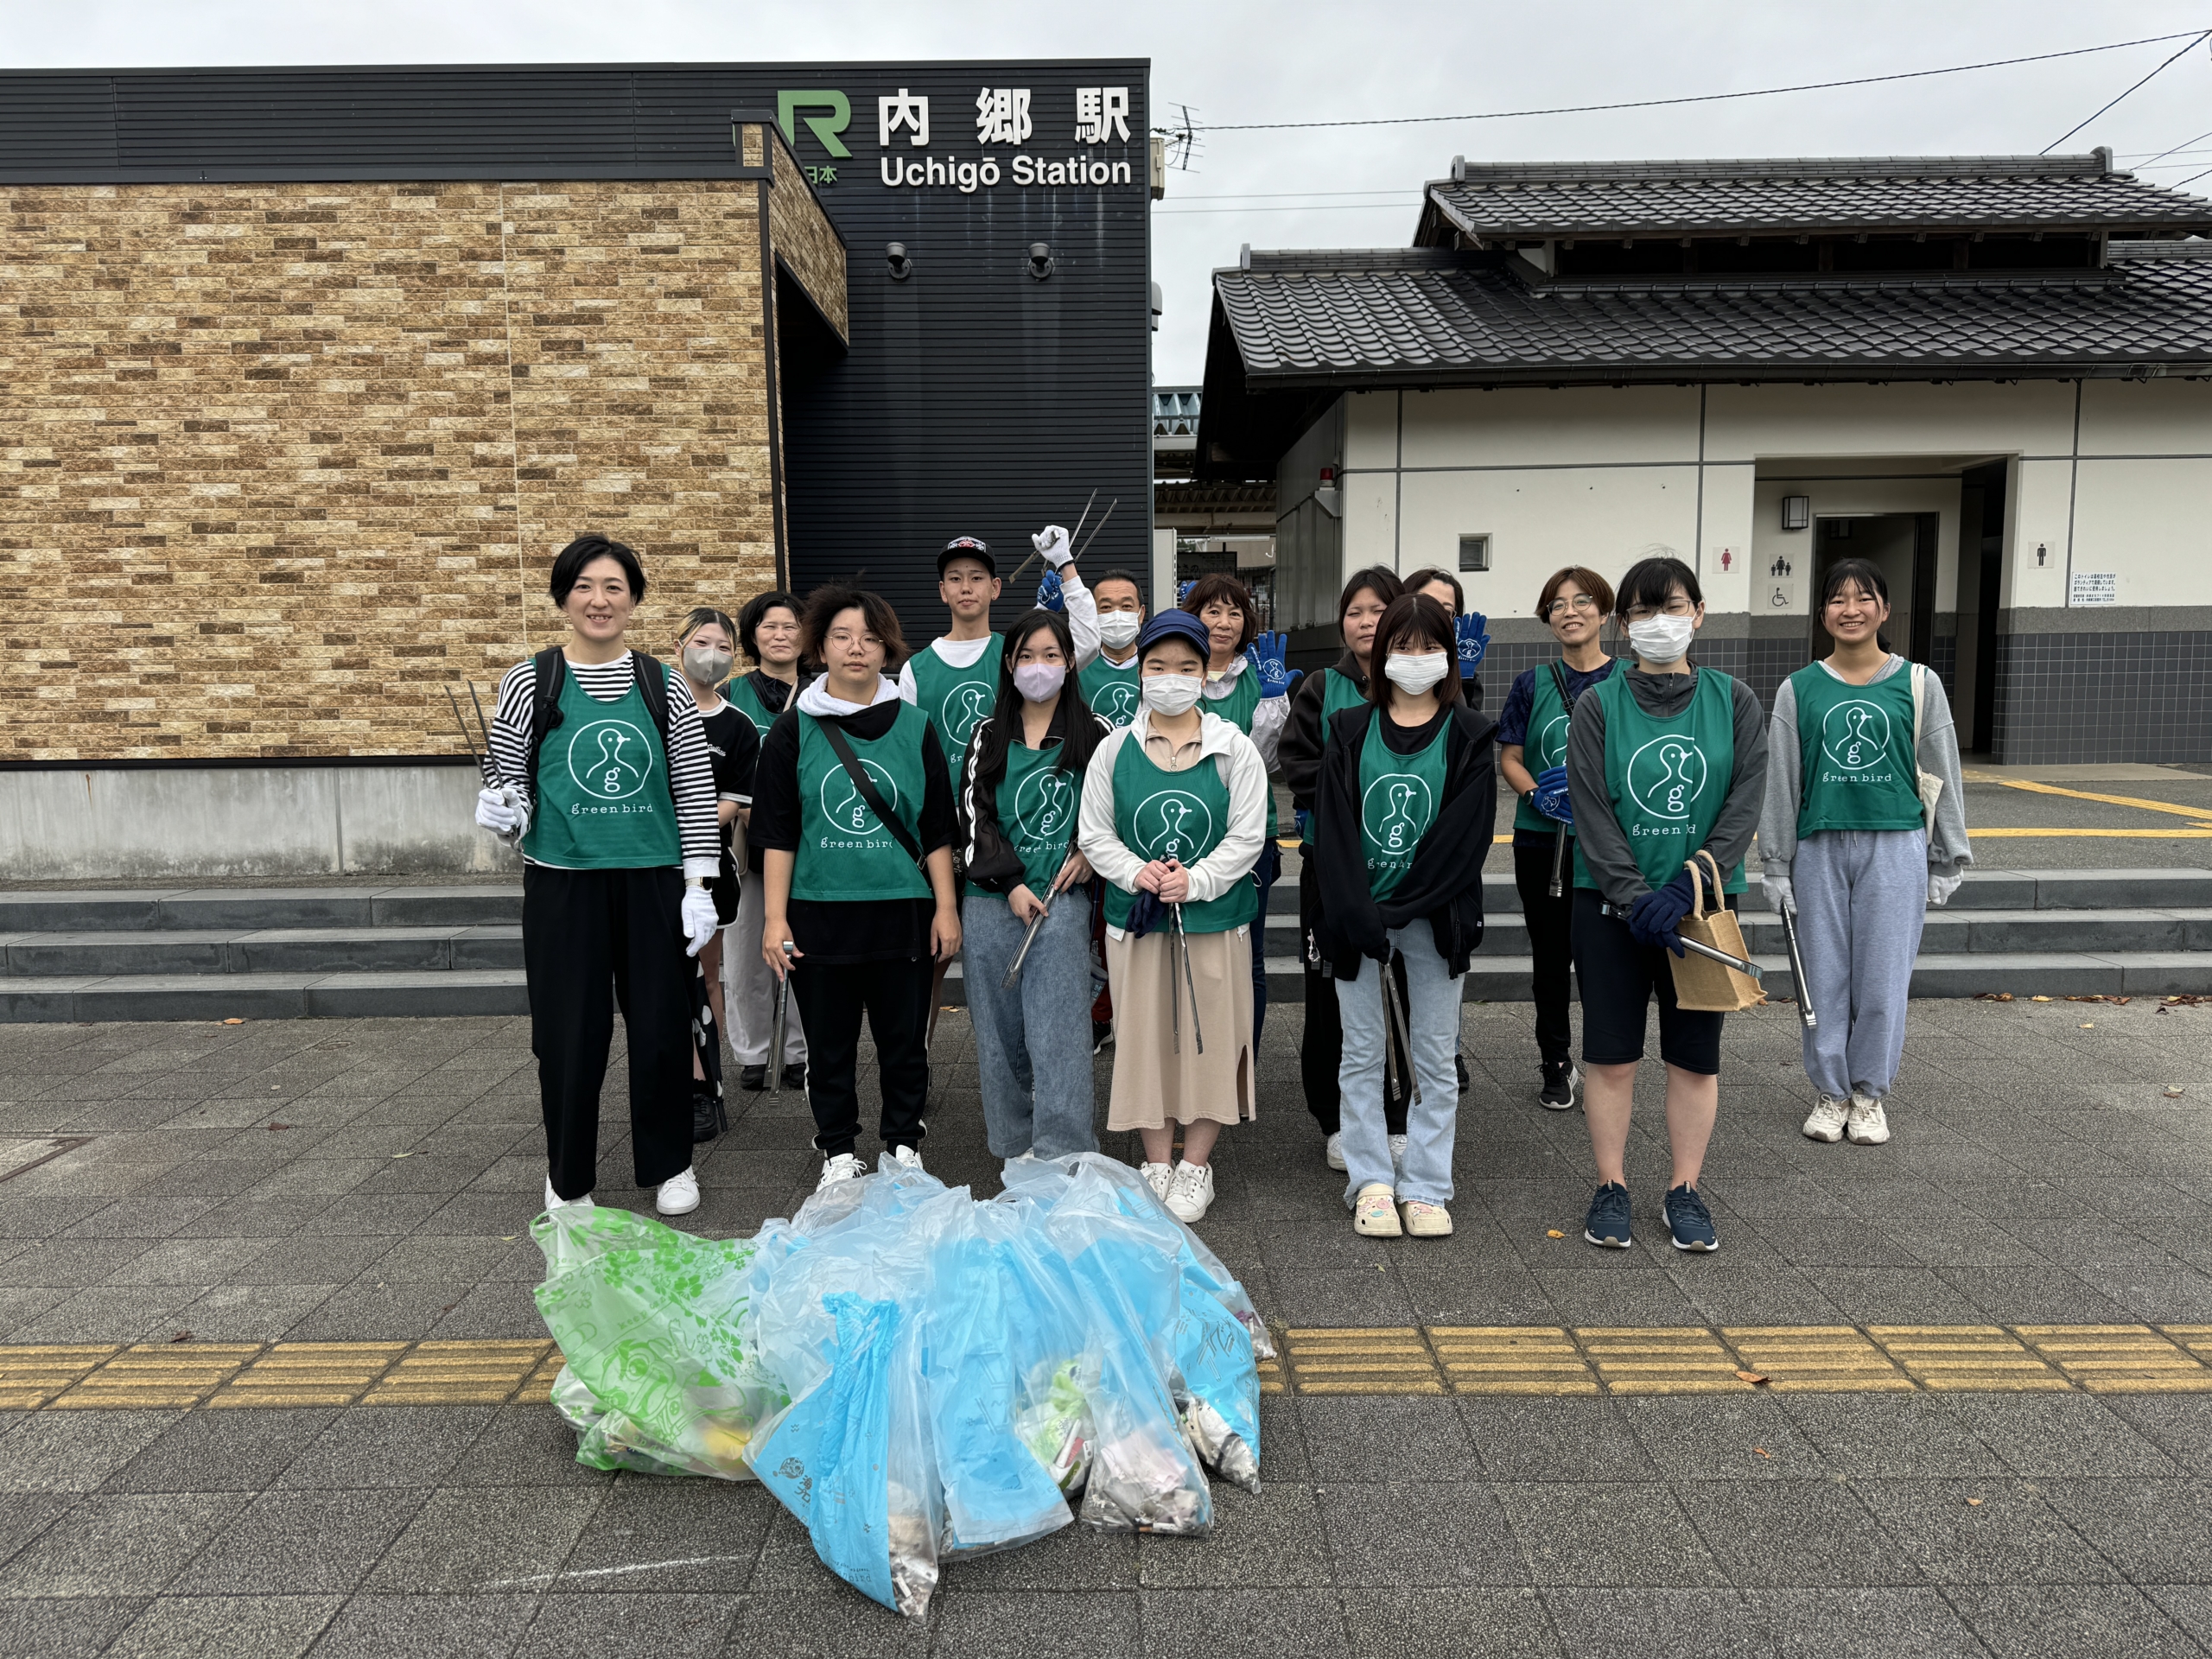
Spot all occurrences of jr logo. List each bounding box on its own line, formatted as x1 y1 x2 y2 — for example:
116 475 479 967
1013 766 1076 841
1096 680 1140 728
777 91 853 158
1361 772 1435 855
816 760 901 836
564 720 654 801
939 682 993 748
1133 790 1215 863
1626 736 1708 823
1820 700 1893 772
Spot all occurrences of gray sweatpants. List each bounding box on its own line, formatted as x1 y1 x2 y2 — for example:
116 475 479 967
1793 829 1925 1102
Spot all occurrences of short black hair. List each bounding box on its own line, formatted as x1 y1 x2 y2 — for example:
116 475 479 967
1613 553 1701 619
737 589 799 662
1091 568 1146 606
549 534 646 605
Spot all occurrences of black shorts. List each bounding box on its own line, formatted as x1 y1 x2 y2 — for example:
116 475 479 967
1570 887 1727 1075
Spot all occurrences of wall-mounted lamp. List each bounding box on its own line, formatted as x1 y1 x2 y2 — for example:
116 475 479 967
1027 242 1055 281
886 242 912 282
1779 494 1810 531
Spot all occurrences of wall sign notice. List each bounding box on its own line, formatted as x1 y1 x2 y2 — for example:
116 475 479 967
2069 572 2117 606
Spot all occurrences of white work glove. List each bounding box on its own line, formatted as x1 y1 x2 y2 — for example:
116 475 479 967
1929 870 1964 907
1032 523 1073 569
474 785 528 840
681 885 720 957
1761 872 1794 914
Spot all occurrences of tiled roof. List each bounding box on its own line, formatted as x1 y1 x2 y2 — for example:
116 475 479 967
1420 156 2212 243
1212 245 2212 386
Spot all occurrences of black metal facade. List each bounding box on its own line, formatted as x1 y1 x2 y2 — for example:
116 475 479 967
0 60 1154 632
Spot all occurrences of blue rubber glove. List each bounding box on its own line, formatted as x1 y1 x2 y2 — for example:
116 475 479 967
1245 630 1301 698
1177 579 1196 607
1036 569 1065 613
1532 764 1572 827
1625 868 1698 957
1294 806 1311 840
1455 611 1490 678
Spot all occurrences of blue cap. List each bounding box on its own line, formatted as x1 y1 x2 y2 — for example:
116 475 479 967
1135 610 1210 662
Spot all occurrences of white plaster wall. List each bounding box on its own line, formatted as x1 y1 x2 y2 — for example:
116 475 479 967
1746 473 1964 620
2069 457 2212 606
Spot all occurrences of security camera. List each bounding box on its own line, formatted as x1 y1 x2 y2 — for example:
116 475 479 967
887 243 912 282
1027 243 1054 280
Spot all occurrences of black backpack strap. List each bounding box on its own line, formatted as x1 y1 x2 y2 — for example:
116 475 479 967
631 651 679 810
815 715 929 873
527 646 568 802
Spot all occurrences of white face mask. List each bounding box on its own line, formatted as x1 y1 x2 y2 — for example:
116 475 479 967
1098 610 1142 650
1141 674 1202 716
683 645 733 683
1383 652 1450 695
1627 613 1696 664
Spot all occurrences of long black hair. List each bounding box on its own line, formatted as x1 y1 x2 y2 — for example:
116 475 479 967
1819 557 1895 654
1611 553 1702 661
966 609 1103 793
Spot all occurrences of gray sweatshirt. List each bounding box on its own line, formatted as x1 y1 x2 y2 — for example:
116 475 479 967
1758 654 1972 880
1567 665 1770 909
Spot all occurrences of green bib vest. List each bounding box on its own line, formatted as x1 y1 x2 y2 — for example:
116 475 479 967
1790 663 1924 836
995 739 1083 894
1080 654 1141 728
908 635 1001 772
1102 736 1257 937
1573 667 1745 894
1513 664 1581 836
522 662 682 871
1357 709 1450 900
1205 664 1277 839
729 672 784 740
791 705 933 903
1300 667 1369 846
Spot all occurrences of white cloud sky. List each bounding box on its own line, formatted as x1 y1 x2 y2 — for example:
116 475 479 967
17 1 2212 383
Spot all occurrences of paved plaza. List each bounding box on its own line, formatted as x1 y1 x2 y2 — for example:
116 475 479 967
1 975 2210 1657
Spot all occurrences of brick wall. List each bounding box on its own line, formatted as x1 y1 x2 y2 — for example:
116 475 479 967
1 176 808 761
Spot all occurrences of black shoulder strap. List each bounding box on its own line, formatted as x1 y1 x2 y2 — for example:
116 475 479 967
1548 660 1573 709
815 714 929 871
632 652 678 810
528 646 568 798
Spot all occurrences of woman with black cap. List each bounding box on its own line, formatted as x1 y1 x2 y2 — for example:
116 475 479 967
725 590 808 1093
1077 610 1267 1224
473 533 722 1217
752 584 960 1189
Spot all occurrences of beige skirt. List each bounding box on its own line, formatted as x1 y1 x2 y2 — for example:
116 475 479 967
1103 925 1255 1131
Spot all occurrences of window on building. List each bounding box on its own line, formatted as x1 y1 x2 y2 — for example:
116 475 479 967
1458 534 1491 573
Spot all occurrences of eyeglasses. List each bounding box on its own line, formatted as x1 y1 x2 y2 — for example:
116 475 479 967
1623 597 1696 623
823 629 882 650
1546 594 1600 617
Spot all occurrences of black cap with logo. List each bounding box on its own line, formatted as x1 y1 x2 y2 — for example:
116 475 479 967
937 536 995 576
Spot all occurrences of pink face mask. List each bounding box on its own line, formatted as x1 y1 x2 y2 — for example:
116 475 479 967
1013 662 1066 702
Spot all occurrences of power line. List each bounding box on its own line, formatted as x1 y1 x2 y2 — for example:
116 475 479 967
1188 29 2212 134
2041 32 2210 153
2128 129 2212 167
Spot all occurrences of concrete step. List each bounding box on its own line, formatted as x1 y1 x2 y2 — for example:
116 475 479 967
0 885 522 933
0 926 524 977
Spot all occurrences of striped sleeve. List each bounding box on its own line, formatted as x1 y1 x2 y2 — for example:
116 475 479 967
658 669 722 878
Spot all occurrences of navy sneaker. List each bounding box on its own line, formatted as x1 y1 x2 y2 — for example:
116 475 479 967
1583 1181 1631 1249
1664 1184 1719 1253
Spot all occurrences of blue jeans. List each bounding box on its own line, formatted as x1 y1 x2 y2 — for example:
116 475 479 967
962 893 1099 1160
1336 918 1462 1206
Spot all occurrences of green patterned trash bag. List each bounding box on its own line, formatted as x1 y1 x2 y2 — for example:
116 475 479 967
532 1205 786 1479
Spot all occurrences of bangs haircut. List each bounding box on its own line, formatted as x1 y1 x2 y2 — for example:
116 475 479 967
677 606 735 643
736 589 799 662
1179 572 1259 652
1535 565 1615 621
1403 566 1464 612
1338 564 1403 625
1365 594 1464 706
798 583 908 672
1612 554 1701 619
1820 556 1896 652
549 533 645 604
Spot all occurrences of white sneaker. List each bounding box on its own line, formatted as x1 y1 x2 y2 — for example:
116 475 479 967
1165 1160 1215 1224
655 1167 700 1217
1847 1096 1891 1145
885 1144 926 1173
1802 1096 1849 1143
1389 1134 1408 1175
816 1153 867 1191
1140 1160 1174 1200
1324 1133 1346 1172
543 1178 594 1211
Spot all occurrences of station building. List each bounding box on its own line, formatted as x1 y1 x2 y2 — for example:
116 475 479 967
1197 151 2212 762
0 60 1153 874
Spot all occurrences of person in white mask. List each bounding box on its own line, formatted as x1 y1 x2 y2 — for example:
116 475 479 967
1565 554 1767 1256
673 607 757 1143
1077 611 1267 1223
1077 568 1147 728
1310 595 1497 1238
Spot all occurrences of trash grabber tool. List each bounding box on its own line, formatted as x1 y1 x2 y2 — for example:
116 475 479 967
467 681 497 760
446 686 495 786
1006 488 1101 590
1173 899 1204 1056
1776 898 1817 1029
767 943 794 1093
1547 821 1568 899
1676 936 1763 978
1002 899 1053 990
1382 957 1422 1108
1072 497 1118 561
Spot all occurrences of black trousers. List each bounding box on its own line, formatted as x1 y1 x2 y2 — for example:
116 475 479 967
1512 837 1577 1070
790 956 933 1157
522 865 696 1201
1571 887 1727 1075
1298 855 1410 1137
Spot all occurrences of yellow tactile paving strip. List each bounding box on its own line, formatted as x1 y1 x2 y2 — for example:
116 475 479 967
3 1325 2212 1411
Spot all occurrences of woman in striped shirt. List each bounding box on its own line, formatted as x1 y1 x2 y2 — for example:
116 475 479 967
472 534 723 1219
